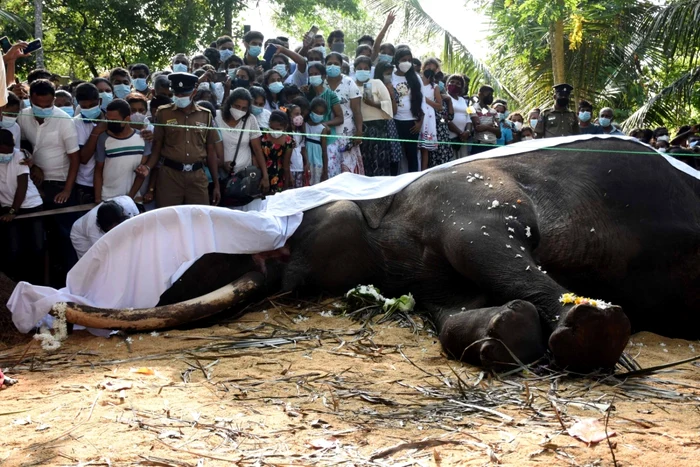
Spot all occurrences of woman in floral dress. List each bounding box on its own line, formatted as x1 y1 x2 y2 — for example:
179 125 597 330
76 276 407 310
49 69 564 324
260 110 294 193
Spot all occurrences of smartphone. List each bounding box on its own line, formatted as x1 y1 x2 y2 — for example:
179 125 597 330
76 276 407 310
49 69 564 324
0 36 11 53
363 82 373 101
57 75 70 85
243 24 251 34
215 71 227 83
263 44 278 63
23 39 42 54
306 26 318 40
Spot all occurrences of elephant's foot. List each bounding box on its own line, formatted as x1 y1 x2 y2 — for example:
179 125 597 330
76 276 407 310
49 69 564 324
439 300 546 368
548 303 631 371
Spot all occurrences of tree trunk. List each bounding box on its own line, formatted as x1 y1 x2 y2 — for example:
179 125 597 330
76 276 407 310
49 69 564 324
33 0 44 69
550 18 565 85
224 0 233 37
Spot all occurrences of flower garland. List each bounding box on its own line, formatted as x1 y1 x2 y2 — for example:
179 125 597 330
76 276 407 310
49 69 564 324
559 293 612 309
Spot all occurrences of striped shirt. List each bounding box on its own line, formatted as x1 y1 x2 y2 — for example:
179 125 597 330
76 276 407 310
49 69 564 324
95 130 151 200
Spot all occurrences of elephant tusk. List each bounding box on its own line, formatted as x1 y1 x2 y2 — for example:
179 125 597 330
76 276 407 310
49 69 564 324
52 272 264 331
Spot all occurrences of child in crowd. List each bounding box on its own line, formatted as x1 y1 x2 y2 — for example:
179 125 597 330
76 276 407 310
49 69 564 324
250 86 271 130
284 103 309 188
1 92 22 150
305 97 331 185
260 110 294 193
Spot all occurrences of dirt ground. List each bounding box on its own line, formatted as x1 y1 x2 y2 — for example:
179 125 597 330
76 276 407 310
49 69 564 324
1 298 699 467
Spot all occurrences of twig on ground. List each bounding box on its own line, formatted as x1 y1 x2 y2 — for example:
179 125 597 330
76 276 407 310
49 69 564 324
605 395 619 467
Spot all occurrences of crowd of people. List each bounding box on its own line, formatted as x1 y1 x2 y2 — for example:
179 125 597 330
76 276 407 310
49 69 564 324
0 12 699 288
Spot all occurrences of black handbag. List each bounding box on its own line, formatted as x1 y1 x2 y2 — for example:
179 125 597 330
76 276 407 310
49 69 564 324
221 116 264 207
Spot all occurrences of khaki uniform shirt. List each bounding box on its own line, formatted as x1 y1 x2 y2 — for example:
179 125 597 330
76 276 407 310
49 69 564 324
153 103 217 164
535 108 579 138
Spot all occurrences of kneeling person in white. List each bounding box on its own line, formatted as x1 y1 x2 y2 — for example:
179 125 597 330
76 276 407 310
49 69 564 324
94 99 150 203
70 195 139 259
0 129 44 284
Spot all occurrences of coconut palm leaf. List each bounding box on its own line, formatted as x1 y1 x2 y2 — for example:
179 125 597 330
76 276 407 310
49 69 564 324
643 0 700 67
0 8 33 35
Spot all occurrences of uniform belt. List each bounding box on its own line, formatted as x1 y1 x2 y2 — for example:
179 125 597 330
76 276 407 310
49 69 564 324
162 158 204 172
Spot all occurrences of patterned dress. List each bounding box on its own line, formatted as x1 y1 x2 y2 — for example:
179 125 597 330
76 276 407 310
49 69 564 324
261 134 294 193
418 82 438 151
429 99 455 168
329 76 364 176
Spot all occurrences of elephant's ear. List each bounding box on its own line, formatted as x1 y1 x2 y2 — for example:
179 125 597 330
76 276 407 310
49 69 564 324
355 195 395 229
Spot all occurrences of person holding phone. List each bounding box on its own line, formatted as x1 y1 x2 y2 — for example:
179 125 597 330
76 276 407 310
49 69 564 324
1 40 30 106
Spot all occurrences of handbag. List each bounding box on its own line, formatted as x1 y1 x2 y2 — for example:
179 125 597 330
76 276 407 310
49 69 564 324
221 115 264 207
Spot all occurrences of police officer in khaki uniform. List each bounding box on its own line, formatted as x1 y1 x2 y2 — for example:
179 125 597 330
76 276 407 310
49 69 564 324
137 72 220 208
535 83 579 138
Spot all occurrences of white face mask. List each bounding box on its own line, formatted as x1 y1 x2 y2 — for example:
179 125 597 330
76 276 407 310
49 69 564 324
658 147 667 153
513 121 523 131
231 107 247 120
522 136 533 141
269 130 284 139
0 116 17 128
0 153 13 163
130 112 147 124
398 62 413 73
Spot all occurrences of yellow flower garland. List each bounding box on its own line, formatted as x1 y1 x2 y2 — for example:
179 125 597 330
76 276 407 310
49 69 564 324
559 293 612 309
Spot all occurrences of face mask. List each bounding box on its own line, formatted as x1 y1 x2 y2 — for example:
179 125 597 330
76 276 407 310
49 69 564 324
59 106 74 117
292 115 304 127
268 81 284 94
219 49 234 61
656 135 669 142
309 75 323 87
522 136 533 141
578 111 591 122
331 42 345 53
423 69 435 80
556 97 569 107
310 112 324 123
497 112 506 122
326 65 341 78
198 81 210 91
513 121 523 131
273 64 288 78
248 45 262 57
355 70 371 82
81 105 101 120
691 140 699 148
530 118 538 128
133 78 148 92
658 147 667 153
378 54 393 63
398 62 412 73
0 153 13 164
32 104 54 118
114 83 131 99
234 78 250 88
599 117 611 127
313 46 327 58
228 68 238 79
22 99 30 109
130 112 147 124
251 105 264 116
383 75 392 84
107 121 125 134
173 95 192 108
99 92 113 111
173 63 188 73
482 95 494 106
438 81 445 93
231 107 247 120
0 116 16 128
269 130 284 138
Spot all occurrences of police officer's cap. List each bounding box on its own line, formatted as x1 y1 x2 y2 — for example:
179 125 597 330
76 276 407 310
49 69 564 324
553 83 573 95
168 72 199 94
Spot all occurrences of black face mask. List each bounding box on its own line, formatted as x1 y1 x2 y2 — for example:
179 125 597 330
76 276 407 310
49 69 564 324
556 97 570 107
108 121 125 134
482 95 493 106
423 69 435 79
235 78 250 88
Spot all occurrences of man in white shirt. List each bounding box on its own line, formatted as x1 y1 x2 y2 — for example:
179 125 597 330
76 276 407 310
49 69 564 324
70 195 139 259
17 79 80 208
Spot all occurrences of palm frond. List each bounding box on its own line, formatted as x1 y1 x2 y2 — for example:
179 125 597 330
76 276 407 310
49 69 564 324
0 9 33 35
643 0 700 66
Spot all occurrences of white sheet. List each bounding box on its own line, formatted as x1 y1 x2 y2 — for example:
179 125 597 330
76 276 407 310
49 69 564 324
9 135 699 333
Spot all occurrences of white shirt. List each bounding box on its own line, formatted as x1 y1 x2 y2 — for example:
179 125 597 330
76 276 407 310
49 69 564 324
6 121 21 150
285 68 308 87
0 148 42 209
0 57 6 107
74 115 96 187
18 106 80 182
254 108 271 130
392 73 418 121
216 110 262 174
449 96 470 139
70 195 139 259
290 133 305 172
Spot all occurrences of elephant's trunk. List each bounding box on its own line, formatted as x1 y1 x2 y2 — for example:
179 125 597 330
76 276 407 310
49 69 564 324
52 272 264 331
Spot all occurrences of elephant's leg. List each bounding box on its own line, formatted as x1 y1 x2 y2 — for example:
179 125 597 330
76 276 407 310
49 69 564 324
433 298 546 368
441 221 631 371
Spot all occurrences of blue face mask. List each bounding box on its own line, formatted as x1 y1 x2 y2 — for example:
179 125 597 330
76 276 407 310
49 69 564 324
378 54 393 63
530 118 538 128
310 112 324 123
133 78 148 92
113 83 131 99
326 65 341 78
248 45 262 57
228 68 238 79
355 70 371 82
0 116 16 128
59 106 74 117
81 105 101 120
22 99 30 109
250 105 264 116
268 81 284 94
219 49 234 61
32 104 54 118
99 92 114 111
173 95 192 108
309 75 323 87
273 64 288 78
690 140 699 148
173 63 188 73
599 117 611 127
0 153 13 164
578 111 591 122
438 81 445 93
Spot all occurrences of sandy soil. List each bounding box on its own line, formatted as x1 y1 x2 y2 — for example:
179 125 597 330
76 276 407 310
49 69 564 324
1 299 699 466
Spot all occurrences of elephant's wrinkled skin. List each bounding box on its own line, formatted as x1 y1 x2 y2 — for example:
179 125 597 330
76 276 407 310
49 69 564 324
161 139 700 371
